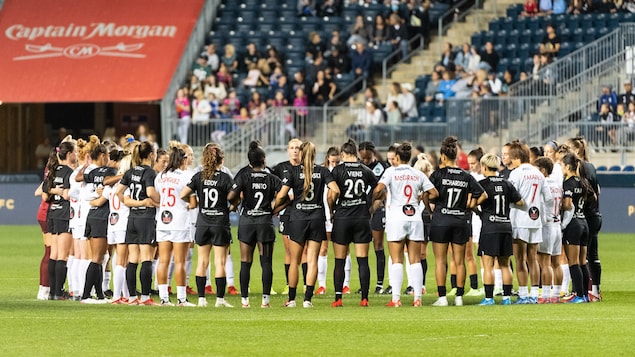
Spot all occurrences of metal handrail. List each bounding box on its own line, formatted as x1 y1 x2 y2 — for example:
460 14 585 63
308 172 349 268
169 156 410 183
381 34 424 93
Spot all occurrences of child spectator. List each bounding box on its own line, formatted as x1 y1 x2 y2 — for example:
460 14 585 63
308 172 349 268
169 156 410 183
204 74 227 101
223 90 241 116
438 71 457 100
386 100 402 124
216 63 233 89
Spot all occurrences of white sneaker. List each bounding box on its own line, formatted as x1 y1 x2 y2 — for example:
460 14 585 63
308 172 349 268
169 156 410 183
283 300 296 308
455 296 464 306
261 302 271 308
432 297 449 307
80 298 99 304
303 300 314 308
215 299 234 308
198 297 208 307
241 298 250 308
177 299 196 307
160 299 175 306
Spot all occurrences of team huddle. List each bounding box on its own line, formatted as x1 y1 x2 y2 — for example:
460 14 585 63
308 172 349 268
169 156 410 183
34 132 602 308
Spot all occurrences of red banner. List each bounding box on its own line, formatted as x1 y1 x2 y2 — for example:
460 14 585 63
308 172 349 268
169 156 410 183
0 0 204 103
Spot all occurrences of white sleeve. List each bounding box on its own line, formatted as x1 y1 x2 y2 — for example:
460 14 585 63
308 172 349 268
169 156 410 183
561 205 574 230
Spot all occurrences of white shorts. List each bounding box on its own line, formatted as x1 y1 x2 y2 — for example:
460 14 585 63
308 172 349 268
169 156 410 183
513 227 543 244
72 225 87 240
538 224 562 255
325 219 333 233
386 220 424 242
471 215 482 243
157 230 193 243
107 230 126 245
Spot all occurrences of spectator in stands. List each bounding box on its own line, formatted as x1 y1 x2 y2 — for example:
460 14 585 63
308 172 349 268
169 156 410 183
404 0 430 44
204 74 227 101
223 89 241 116
174 88 191 144
470 68 489 95
266 46 283 72
189 74 202 93
539 24 560 58
596 103 618 148
192 56 212 82
243 63 268 88
216 63 233 89
208 93 220 119
386 82 404 110
598 84 618 113
235 107 251 127
438 71 457 100
351 41 372 80
539 53 556 95
480 42 499 72
368 14 390 48
348 15 370 46
35 137 51 169
386 100 402 124
243 42 262 72
269 67 283 88
438 42 456 72
622 0 635 13
501 69 516 94
202 44 220 73
307 52 328 84
596 0 618 13
568 0 590 14
539 0 553 14
311 69 336 106
487 70 503 95
293 88 309 137
467 46 481 73
271 74 291 102
388 13 409 59
306 32 326 63
619 81 635 107
211 103 232 143
529 53 542 81
425 71 442 102
326 46 350 75
346 100 383 142
248 91 264 118
298 0 317 16
291 71 310 99
552 0 567 14
221 44 238 73
521 0 539 16
327 30 348 57
400 83 418 119
319 0 341 16
452 69 475 98
454 43 472 72
192 90 212 123
621 102 635 144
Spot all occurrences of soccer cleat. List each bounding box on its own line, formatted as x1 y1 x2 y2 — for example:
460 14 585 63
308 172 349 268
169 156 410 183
197 297 208 307
269 288 277 295
331 299 343 308
588 293 602 302
127 297 139 305
356 288 362 294
432 297 448 307
527 297 538 304
104 289 113 299
111 297 129 305
447 288 457 296
382 286 392 295
186 286 197 295
227 286 240 295
283 300 296 308
205 285 215 295
360 299 369 307
479 298 495 306
562 293 576 302
316 286 326 295
160 299 175 306
177 299 196 307
465 288 484 297
139 298 161 306
412 299 422 307
374 286 384 294
515 297 530 304
281 285 289 295
566 296 587 304
80 298 98 304
550 296 561 304
493 287 504 296
454 296 463 306
342 286 351 295
261 303 271 308
385 299 402 307
537 297 550 304
215 300 234 308
501 298 512 305
241 298 250 308
302 300 314 308
404 286 414 295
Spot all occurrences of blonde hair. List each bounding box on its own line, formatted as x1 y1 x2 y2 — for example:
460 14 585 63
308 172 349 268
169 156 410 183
300 141 316 200
77 135 100 161
480 153 500 170
224 44 235 56
413 153 434 177
202 143 223 180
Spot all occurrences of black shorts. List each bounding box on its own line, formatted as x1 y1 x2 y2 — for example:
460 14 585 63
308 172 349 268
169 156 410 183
279 214 290 235
238 222 276 246
47 218 70 235
370 207 385 231
38 219 49 234
429 224 469 245
563 218 589 246
288 219 326 244
125 217 156 245
84 217 108 238
332 218 372 245
478 232 513 257
196 225 232 246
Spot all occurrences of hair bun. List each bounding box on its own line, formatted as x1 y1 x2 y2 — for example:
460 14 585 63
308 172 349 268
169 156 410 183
248 140 261 151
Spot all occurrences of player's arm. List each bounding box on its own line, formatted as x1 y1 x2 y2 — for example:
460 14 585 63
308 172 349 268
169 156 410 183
273 185 291 215
326 181 339 217
103 174 123 186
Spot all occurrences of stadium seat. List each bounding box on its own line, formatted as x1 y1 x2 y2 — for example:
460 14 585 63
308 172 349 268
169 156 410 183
559 27 571 42
489 18 502 32
609 165 622 172
571 28 583 43
418 102 432 117
596 165 607 171
471 32 483 48
593 13 607 28
623 165 635 172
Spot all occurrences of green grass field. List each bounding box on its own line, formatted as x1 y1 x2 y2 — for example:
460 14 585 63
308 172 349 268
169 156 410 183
1 225 633 356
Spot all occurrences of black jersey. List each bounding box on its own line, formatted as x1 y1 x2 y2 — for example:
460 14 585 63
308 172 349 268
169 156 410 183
364 160 389 180
43 165 73 220
479 176 522 234
272 160 297 216
563 176 586 219
119 165 157 218
232 168 282 224
429 166 484 226
85 166 117 220
282 164 334 221
582 161 600 216
187 170 234 226
331 162 377 219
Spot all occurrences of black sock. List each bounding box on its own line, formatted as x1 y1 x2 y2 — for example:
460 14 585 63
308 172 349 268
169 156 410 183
450 274 457 289
334 258 345 294
140 261 153 296
570 264 583 297
304 285 314 302
240 261 252 299
301 262 308 286
591 261 602 287
581 264 590 295
126 262 138 298
503 284 513 297
484 284 494 299
289 287 297 301
456 287 465 297
261 250 273 296
421 259 427 286
216 277 227 298
82 262 101 299
375 249 385 287
470 274 478 290
438 285 447 297
48 259 57 297
284 264 290 285
357 257 370 300
95 264 104 299
55 260 67 296
196 276 206 298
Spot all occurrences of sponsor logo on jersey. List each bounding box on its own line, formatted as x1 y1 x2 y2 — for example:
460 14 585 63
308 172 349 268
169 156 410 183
161 210 173 224
109 212 119 225
402 204 416 216
528 206 540 220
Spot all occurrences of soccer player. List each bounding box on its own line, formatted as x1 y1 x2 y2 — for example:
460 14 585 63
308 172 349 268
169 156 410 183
274 141 339 308
330 139 378 307
464 147 485 297
35 151 57 300
228 141 282 308
507 141 553 304
477 153 524 305
429 137 485 307
116 141 161 305
317 146 341 295
182 143 235 307
413 152 435 296
373 142 437 307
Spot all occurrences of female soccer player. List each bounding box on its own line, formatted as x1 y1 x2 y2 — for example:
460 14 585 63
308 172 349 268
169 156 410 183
116 141 160 305
155 143 196 306
35 150 57 300
228 141 282 308
561 153 595 303
274 141 339 308
317 146 340 295
330 139 378 307
429 137 485 307
43 139 77 300
464 147 485 297
182 143 235 308
476 153 524 305
413 152 435 296
373 142 437 307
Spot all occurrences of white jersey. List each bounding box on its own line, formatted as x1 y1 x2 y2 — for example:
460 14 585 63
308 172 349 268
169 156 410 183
542 176 563 226
103 183 129 232
186 167 200 228
155 169 193 231
379 164 435 222
550 162 564 184
508 163 553 229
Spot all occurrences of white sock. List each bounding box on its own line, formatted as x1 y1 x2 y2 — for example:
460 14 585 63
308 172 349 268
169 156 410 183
101 251 110 291
317 255 327 287
177 286 186 302
67 255 75 294
113 265 126 300
206 264 211 286
542 285 551 300
494 269 503 289
102 271 111 292
168 255 175 286
262 294 270 305
561 264 570 293
410 262 423 300
226 254 235 286
344 254 351 287
390 263 403 302
186 248 194 286
404 252 412 287
530 286 539 299
78 259 90 296
158 284 169 301
518 286 529 299
388 256 393 287
552 285 561 298
592 284 599 296
152 259 159 290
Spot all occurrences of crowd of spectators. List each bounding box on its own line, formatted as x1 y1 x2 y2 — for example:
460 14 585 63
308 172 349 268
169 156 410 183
593 81 635 149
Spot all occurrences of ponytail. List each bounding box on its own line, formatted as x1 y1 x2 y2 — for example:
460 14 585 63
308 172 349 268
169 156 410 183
202 143 223 180
300 141 316 200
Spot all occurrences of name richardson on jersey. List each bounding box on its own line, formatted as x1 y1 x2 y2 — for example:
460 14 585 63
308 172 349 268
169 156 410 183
442 178 468 187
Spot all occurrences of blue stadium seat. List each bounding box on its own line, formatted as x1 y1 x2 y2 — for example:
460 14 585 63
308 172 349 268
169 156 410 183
572 28 583 43
593 13 607 28
432 102 445 118
495 30 507 45
559 41 572 56
418 102 432 117
518 43 530 60
527 17 540 32
471 32 483 48
515 17 528 32
497 58 509 74
609 165 622 172
566 14 580 29
559 27 571 42
596 165 607 171
520 29 532 45
489 18 502 32
623 165 635 172
502 17 514 32
506 43 517 59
